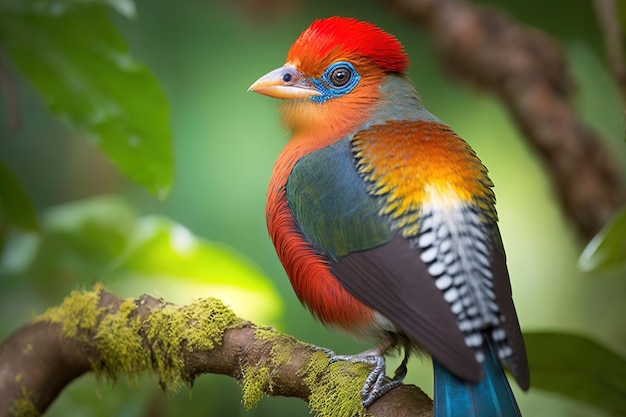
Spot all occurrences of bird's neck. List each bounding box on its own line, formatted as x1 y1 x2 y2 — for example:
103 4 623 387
368 75 442 125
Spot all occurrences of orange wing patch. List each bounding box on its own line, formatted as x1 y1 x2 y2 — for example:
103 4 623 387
352 120 497 238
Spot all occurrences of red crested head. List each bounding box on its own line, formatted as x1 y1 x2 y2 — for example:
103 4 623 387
286 17 409 77
248 17 412 137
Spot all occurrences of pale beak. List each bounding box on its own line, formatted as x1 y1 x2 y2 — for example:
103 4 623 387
248 64 321 99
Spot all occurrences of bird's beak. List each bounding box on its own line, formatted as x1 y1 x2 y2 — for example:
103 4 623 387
248 64 321 99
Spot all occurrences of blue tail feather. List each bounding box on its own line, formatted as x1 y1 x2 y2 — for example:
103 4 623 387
433 343 522 417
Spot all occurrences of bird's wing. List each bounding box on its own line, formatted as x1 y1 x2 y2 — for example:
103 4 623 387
286 120 529 388
330 234 483 383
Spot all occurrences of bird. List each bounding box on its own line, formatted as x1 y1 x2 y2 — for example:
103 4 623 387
248 16 529 416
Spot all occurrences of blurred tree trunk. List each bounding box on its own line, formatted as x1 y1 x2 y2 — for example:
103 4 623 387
387 0 626 240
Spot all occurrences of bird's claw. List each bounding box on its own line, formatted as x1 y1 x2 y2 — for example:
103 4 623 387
328 353 401 407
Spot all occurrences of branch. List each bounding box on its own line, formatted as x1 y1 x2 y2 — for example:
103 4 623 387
0 286 432 417
388 0 626 240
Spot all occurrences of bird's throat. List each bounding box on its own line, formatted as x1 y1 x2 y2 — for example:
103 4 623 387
279 75 383 140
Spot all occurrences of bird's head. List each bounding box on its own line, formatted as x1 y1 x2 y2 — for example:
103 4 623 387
249 17 409 137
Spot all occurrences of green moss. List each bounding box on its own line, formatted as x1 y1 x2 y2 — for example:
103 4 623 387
32 286 372 416
145 297 242 391
39 286 152 384
38 284 103 342
94 297 149 383
10 387 39 417
255 327 295 367
241 364 271 410
238 328 274 409
183 297 242 351
239 328 299 410
270 338 294 368
38 286 242 395
253 327 279 342
303 350 368 417
241 329 369 416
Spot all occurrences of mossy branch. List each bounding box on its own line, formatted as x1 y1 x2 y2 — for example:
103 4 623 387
0 285 432 417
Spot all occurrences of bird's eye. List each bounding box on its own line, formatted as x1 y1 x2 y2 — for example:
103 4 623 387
282 73 292 83
329 66 352 87
309 61 360 103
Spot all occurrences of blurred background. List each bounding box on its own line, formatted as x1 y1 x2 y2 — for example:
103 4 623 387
1 0 625 416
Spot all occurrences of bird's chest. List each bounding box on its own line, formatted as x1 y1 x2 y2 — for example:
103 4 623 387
285 137 393 260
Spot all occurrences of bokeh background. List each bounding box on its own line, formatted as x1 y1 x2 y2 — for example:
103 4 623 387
1 0 625 416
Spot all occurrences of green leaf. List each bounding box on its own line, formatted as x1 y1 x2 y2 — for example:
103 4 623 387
109 216 283 325
0 0 137 18
0 4 173 197
43 195 136 259
578 205 626 272
25 197 136 297
525 331 626 415
0 161 39 232
1 196 135 299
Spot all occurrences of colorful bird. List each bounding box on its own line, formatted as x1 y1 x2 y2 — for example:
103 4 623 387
249 17 529 416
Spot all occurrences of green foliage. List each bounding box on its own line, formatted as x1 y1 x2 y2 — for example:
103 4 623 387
578 205 626 272
110 214 283 323
3 196 283 324
525 331 626 415
0 0 173 196
0 0 136 17
1 196 135 299
0 161 39 233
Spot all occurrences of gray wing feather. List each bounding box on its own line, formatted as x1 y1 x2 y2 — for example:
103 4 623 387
330 235 484 383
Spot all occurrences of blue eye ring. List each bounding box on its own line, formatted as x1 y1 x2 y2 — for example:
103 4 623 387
309 61 361 103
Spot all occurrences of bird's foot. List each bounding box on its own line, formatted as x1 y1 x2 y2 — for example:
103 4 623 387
328 353 401 407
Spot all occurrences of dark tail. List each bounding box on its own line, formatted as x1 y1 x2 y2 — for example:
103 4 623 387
433 343 522 417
